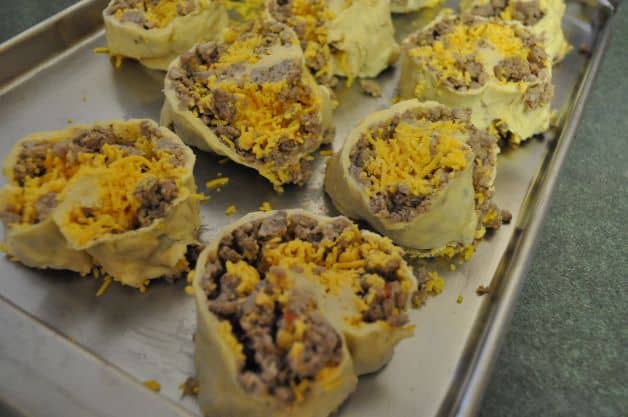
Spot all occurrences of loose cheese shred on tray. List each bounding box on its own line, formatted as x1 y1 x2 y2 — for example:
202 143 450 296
259 201 272 212
143 379 161 392
96 276 113 297
225 205 237 216
319 149 333 156
206 177 230 190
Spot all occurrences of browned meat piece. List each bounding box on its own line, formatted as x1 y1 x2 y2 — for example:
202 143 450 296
134 178 178 228
13 141 51 185
494 57 532 82
210 89 237 123
258 211 288 239
512 1 545 25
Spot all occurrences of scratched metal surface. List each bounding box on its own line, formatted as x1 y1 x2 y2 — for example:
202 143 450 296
0 1 618 416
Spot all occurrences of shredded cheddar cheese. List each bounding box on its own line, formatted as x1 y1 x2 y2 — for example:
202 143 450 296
224 205 237 216
259 201 272 212
143 379 161 392
359 120 470 197
96 276 113 297
206 177 230 190
409 18 530 87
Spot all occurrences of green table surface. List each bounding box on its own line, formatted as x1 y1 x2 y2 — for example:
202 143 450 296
0 1 626 416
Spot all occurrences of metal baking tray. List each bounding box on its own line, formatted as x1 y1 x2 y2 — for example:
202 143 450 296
0 0 619 416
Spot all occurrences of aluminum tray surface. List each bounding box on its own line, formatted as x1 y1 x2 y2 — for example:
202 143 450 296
0 1 618 416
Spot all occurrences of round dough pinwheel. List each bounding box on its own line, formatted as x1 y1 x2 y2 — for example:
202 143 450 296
325 99 505 257
192 210 419 417
161 19 334 191
266 0 399 85
103 0 228 70
0 120 200 288
399 12 554 145
460 0 570 62
390 0 443 13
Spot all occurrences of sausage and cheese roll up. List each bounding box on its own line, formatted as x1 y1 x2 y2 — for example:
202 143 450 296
0 120 200 288
325 100 505 257
193 210 418 414
266 0 399 86
194 260 357 417
103 0 228 70
399 13 553 145
161 19 334 191
460 0 570 62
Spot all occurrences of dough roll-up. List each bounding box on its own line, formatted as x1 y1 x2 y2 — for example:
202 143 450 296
0 120 200 288
192 209 420 416
161 19 334 191
325 99 507 257
399 12 554 145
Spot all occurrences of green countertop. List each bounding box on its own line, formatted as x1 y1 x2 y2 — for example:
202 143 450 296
1 1 626 416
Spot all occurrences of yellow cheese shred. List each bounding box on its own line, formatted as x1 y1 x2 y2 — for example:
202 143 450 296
206 177 230 190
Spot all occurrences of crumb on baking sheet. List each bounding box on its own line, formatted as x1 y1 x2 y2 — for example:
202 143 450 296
476 285 490 296
225 205 237 216
179 377 200 398
93 47 109 54
185 285 195 296
259 201 272 212
359 79 382 97
456 295 464 304
143 379 161 392
578 43 592 57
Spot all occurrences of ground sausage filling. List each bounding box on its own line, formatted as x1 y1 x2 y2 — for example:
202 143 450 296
1 122 186 243
407 15 551 103
468 0 546 26
200 211 416 401
168 19 331 188
106 0 197 29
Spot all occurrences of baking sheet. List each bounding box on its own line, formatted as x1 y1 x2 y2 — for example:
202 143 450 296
0 1 619 416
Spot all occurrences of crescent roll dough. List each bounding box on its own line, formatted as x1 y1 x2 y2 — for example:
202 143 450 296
460 0 570 62
103 0 228 70
266 0 399 85
390 0 443 13
325 99 506 257
161 19 334 191
0 120 200 288
193 210 419 417
399 12 554 145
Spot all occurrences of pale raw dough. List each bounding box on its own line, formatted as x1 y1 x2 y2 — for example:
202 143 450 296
390 0 443 13
267 0 399 83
